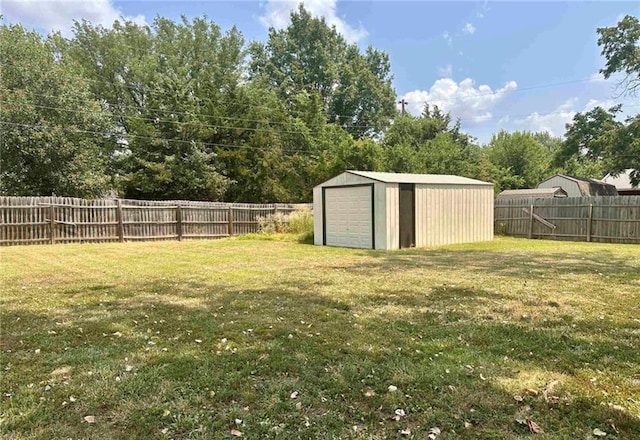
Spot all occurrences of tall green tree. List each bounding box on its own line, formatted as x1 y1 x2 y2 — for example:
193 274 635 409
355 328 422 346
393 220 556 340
0 24 115 197
249 5 397 138
381 106 479 177
558 106 639 185
485 131 549 189
66 16 248 200
597 14 640 96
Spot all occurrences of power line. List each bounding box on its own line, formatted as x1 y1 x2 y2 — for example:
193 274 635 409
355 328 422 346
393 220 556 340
3 96 637 135
2 61 623 118
0 101 336 137
0 89 380 130
0 121 322 155
3 120 639 160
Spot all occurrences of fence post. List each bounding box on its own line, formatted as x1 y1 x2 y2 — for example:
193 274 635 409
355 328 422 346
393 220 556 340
116 199 124 243
528 204 534 239
49 204 55 245
586 203 593 242
228 206 234 236
176 203 183 241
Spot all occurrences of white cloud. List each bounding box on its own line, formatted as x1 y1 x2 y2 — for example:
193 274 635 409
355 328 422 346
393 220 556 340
514 98 618 136
259 0 367 43
462 22 476 35
398 78 517 123
2 0 146 37
438 64 453 78
442 31 452 45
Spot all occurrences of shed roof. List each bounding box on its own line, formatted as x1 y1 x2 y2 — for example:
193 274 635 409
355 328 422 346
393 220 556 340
538 174 618 196
497 187 567 199
602 169 638 189
345 170 493 186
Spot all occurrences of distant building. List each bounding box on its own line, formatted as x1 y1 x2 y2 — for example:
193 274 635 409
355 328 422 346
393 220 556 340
537 174 618 197
601 169 640 196
497 187 568 200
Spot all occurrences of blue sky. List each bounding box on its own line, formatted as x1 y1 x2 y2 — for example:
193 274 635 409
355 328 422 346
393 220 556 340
3 1 639 143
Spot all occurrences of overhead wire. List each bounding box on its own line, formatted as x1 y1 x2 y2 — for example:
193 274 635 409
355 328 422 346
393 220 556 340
1 61 625 123
0 121 324 155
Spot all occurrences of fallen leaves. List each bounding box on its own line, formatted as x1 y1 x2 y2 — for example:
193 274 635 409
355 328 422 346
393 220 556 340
364 389 375 397
387 385 398 393
515 406 543 434
290 391 299 399
393 408 406 421
427 426 441 439
83 415 96 424
593 428 607 437
230 428 243 437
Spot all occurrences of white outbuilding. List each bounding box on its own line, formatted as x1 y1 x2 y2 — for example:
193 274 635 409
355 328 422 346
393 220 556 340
313 170 494 250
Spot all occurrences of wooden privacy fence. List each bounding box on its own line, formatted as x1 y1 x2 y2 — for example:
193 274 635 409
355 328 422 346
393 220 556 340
495 196 640 244
0 196 311 246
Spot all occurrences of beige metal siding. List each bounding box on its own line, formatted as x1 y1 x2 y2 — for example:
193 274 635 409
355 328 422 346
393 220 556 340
385 183 399 249
415 184 493 247
374 183 387 249
538 176 581 197
313 186 323 245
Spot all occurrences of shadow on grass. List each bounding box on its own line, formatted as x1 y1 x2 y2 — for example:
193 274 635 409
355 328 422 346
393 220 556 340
2 277 639 439
353 248 640 283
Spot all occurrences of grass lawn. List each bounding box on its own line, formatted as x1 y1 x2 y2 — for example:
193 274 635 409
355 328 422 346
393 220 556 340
1 236 639 439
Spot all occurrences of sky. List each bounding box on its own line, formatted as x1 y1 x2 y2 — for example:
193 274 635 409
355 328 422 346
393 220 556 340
2 0 639 144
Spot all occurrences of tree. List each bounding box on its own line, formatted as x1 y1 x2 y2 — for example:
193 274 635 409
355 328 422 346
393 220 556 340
0 24 115 197
485 131 549 189
249 5 397 139
66 16 247 200
554 106 620 172
597 15 640 96
382 106 481 178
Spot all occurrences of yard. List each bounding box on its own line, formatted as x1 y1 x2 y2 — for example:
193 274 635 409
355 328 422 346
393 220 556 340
1 236 638 439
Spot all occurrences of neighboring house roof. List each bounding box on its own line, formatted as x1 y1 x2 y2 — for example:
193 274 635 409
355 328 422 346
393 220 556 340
346 170 493 186
538 174 618 196
497 187 568 199
602 169 638 189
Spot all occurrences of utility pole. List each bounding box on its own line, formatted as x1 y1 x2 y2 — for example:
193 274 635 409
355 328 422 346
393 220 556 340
398 98 408 116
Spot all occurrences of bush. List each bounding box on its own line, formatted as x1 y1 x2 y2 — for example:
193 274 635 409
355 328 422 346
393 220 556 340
257 212 288 233
287 208 313 234
257 207 314 242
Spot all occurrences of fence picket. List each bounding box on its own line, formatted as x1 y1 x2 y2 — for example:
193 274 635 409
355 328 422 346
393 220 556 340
0 196 310 246
495 196 640 244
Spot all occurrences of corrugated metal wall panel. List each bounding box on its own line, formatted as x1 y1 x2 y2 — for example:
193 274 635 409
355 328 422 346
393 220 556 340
374 183 387 249
538 176 581 197
386 183 399 249
313 186 324 245
415 184 493 246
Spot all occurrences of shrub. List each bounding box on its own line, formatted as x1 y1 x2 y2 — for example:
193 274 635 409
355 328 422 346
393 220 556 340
257 212 288 233
257 207 314 242
287 207 313 234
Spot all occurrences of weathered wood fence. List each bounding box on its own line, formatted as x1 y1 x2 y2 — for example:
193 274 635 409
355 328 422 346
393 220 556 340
0 196 310 246
494 196 640 244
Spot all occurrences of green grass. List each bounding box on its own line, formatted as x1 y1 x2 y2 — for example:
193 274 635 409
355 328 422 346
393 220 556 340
1 236 639 439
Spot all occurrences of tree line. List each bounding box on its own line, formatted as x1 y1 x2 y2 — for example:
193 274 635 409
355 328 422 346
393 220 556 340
1 8 638 201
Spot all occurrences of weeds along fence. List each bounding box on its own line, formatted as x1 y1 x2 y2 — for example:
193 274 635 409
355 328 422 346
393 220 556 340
494 195 640 244
0 196 311 246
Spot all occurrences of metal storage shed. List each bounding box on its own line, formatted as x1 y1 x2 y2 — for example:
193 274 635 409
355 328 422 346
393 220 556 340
313 171 494 250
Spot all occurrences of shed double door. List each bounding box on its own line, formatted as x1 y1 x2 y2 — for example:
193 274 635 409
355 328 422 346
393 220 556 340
399 183 415 248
